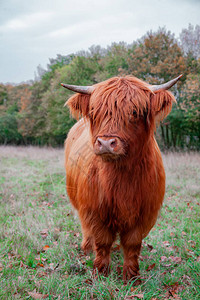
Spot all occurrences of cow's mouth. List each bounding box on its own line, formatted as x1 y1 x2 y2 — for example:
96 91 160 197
100 153 122 162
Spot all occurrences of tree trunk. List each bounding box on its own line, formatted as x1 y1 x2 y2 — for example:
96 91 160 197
166 124 170 148
160 124 166 147
171 125 177 148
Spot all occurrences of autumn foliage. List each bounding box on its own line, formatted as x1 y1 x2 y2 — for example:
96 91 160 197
0 26 199 149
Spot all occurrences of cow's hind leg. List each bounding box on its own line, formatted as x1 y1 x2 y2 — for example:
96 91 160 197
120 229 142 284
93 226 116 277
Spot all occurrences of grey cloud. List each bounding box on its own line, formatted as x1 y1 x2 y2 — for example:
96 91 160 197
0 0 199 83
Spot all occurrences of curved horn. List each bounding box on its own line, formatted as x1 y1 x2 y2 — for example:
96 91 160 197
151 74 183 92
61 83 94 94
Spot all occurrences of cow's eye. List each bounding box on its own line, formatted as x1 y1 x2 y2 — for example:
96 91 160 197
133 111 137 118
129 111 138 122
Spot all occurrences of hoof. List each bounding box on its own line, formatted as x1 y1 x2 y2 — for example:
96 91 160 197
123 265 140 284
93 261 110 277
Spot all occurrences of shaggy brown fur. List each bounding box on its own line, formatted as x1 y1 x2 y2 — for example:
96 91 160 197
64 76 176 282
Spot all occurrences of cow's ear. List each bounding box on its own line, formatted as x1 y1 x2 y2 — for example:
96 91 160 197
65 93 90 120
150 90 176 122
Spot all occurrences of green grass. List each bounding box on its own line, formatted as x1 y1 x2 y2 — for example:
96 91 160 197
0 146 199 299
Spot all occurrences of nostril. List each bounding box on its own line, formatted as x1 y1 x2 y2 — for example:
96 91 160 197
97 138 102 147
110 139 116 148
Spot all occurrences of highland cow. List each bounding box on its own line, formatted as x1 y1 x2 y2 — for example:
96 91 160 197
62 75 182 282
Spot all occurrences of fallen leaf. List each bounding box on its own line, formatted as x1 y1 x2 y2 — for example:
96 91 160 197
40 229 48 238
182 274 191 280
74 232 80 237
20 261 28 269
13 293 21 298
182 274 191 285
161 271 167 276
54 228 60 233
81 260 86 265
49 263 54 270
147 244 153 251
38 272 48 278
41 258 47 262
162 263 172 267
37 263 44 268
188 240 196 248
139 255 149 261
164 281 184 299
126 294 143 300
134 294 144 299
0 263 3 272
8 252 15 260
146 263 155 271
84 278 93 285
130 287 137 292
46 263 59 273
160 256 167 262
151 249 157 254
167 246 175 252
43 245 50 251
28 290 48 299
169 256 182 264
163 241 170 247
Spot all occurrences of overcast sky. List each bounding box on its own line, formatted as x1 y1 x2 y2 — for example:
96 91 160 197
0 0 199 84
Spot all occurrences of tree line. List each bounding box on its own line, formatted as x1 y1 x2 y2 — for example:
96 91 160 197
0 25 199 149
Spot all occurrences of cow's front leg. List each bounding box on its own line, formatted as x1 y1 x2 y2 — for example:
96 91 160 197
120 229 142 283
80 221 93 254
93 227 116 277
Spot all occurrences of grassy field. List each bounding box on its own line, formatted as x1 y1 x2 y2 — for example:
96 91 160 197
0 146 199 300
